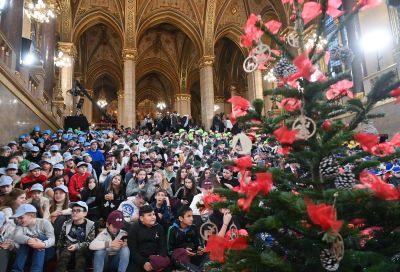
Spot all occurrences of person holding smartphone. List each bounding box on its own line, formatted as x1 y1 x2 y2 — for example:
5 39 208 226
90 210 129 272
218 166 239 190
167 206 207 272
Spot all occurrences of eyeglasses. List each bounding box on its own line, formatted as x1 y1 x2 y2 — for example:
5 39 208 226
71 209 85 213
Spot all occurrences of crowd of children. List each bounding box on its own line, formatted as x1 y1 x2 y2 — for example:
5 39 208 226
0 125 398 271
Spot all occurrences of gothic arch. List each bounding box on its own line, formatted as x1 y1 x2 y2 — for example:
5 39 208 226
136 86 168 105
72 9 124 45
136 58 180 95
214 25 246 56
136 10 203 56
86 61 123 91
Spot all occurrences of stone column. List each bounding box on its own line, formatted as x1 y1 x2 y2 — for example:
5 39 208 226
123 48 137 128
343 0 365 93
247 70 263 102
174 94 191 115
117 90 124 126
58 42 76 116
199 56 215 129
214 96 225 114
263 80 275 114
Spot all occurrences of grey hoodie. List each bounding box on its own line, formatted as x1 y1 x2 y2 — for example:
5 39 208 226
13 218 55 248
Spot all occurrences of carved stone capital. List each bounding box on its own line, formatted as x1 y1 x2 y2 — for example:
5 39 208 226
214 96 225 103
198 56 215 68
58 42 77 59
117 90 124 98
122 48 138 61
175 94 191 102
53 87 64 101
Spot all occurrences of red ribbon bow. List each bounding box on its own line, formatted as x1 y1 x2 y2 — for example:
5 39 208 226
356 170 400 200
273 125 298 145
202 193 225 211
203 234 248 262
236 172 274 212
228 96 251 125
305 197 343 233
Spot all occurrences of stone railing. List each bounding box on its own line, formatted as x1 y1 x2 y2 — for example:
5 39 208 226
0 31 16 71
0 30 62 129
362 64 399 95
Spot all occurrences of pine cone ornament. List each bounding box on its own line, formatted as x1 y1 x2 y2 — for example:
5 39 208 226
319 156 339 178
391 252 400 263
334 171 356 189
320 249 340 271
330 46 354 64
273 58 297 78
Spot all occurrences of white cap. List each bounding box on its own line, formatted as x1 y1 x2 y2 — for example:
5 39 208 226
50 145 59 151
10 204 37 218
30 183 44 192
0 175 13 186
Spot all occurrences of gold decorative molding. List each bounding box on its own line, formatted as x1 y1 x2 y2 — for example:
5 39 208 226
117 90 124 98
198 55 215 68
204 0 217 55
214 96 225 103
58 42 77 59
59 0 72 41
122 48 138 61
125 0 137 48
175 93 191 102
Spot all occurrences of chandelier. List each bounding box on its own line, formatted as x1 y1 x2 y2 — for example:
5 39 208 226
305 33 327 50
24 0 57 23
97 91 108 108
156 102 166 110
54 51 72 68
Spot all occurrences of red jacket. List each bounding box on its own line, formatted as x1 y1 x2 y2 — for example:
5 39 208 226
19 175 47 191
68 172 91 201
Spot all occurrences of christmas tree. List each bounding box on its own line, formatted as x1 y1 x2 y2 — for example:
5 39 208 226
201 0 400 271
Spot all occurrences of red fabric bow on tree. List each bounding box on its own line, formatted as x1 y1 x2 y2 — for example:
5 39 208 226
273 125 298 145
326 79 354 100
305 197 343 233
264 20 282 34
203 234 248 262
356 170 400 200
279 98 302 112
302 2 322 24
354 132 396 156
202 193 225 211
233 155 253 173
370 142 395 156
240 13 263 48
228 96 251 124
327 0 345 17
353 132 379 152
236 172 274 212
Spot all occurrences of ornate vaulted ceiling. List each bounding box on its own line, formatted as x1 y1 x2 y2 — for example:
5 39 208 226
56 0 289 121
